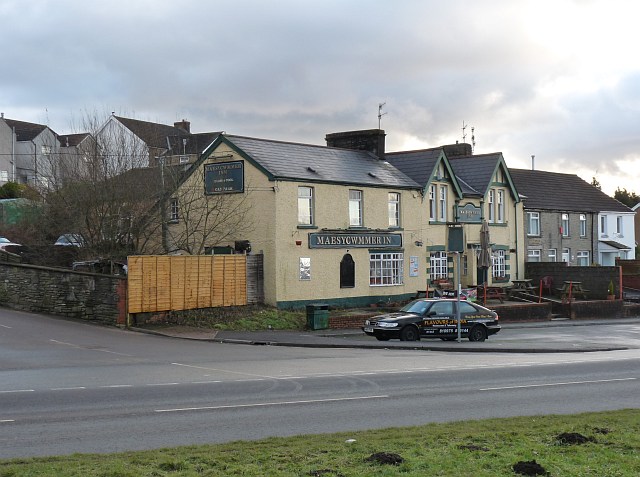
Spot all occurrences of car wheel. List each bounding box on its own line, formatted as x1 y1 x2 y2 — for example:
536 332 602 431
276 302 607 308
400 326 419 341
468 326 487 342
375 335 390 341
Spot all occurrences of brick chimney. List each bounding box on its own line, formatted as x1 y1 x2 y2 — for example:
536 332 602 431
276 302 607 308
325 129 386 159
174 119 191 133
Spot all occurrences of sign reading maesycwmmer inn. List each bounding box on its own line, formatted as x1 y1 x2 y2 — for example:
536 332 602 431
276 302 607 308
457 203 482 223
309 232 402 249
204 161 244 194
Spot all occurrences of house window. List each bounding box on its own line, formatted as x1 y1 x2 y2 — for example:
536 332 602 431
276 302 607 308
562 247 571 263
169 198 179 222
600 216 607 235
548 249 557 262
561 213 570 237
580 214 587 237
429 185 436 221
577 251 590 266
497 190 505 223
369 252 403 286
388 192 400 228
462 255 468 276
298 186 314 225
439 185 447 221
527 249 541 262
430 251 448 280
349 189 363 227
492 250 506 278
616 216 623 235
488 189 495 223
527 212 540 236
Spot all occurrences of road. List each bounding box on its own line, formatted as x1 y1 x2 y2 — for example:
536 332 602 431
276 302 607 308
1 309 639 458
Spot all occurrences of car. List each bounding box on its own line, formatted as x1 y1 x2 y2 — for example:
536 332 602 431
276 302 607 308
362 298 500 342
54 234 85 247
0 236 21 250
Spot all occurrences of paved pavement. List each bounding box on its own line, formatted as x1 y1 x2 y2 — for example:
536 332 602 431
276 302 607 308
132 317 640 353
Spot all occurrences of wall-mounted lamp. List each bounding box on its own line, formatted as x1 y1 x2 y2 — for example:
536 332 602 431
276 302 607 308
295 240 302 246
414 241 424 247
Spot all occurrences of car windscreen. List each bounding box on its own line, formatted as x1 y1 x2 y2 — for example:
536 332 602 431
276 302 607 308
399 300 429 315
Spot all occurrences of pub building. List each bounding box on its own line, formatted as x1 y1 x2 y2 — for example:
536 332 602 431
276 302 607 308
178 129 524 308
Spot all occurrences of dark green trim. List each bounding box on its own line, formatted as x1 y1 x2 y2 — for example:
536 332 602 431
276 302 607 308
493 244 509 251
427 245 446 251
297 225 318 230
368 248 404 253
489 222 508 227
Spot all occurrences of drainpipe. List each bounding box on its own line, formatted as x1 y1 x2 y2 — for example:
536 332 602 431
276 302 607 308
11 126 16 182
514 200 519 279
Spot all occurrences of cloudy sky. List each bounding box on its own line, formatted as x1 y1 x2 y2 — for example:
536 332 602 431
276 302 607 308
2 0 639 196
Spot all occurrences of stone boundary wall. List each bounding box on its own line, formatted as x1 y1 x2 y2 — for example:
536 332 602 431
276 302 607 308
488 303 552 322
618 259 640 289
0 263 126 325
525 262 620 299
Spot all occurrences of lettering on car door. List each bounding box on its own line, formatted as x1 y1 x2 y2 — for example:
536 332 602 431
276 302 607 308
423 301 455 336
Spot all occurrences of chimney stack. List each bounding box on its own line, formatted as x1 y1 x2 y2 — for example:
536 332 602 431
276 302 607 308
325 129 386 159
174 119 191 133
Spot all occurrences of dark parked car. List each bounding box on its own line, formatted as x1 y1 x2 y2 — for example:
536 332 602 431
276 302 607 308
363 298 500 342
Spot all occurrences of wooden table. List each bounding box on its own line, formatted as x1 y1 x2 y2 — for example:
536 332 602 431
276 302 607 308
478 285 506 303
557 281 589 301
510 279 536 293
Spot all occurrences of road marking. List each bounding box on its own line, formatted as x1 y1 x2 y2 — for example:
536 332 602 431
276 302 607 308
99 385 133 388
480 377 636 391
0 324 11 328
0 419 15 423
52 387 86 391
155 395 389 413
146 383 180 386
0 389 34 394
49 339 132 356
172 362 278 379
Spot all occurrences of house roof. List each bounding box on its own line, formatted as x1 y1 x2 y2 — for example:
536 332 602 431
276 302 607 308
600 240 632 250
58 133 91 147
385 147 443 186
2 118 51 141
447 153 504 196
212 135 421 189
510 169 632 213
113 116 221 155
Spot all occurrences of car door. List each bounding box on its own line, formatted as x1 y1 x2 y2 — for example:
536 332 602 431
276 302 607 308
422 301 455 337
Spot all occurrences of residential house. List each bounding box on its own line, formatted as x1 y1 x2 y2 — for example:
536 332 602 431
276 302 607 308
0 114 59 187
163 129 426 308
510 169 635 266
387 143 525 288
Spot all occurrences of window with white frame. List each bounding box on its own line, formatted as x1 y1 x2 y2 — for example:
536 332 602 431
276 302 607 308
369 252 403 286
548 249 557 262
577 251 590 266
527 249 541 262
388 192 400 227
488 189 495 223
527 212 540 236
497 190 505 223
169 198 179 222
492 250 506 278
561 213 570 236
429 185 436 221
580 214 587 237
297 186 314 225
439 185 447 221
616 216 623 235
349 189 363 227
429 251 448 280
562 247 570 263
600 216 607 235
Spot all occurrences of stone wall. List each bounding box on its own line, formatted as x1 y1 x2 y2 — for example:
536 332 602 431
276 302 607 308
0 263 126 325
619 259 640 289
525 262 620 299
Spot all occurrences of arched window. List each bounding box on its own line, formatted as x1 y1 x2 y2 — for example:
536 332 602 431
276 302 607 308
340 254 355 288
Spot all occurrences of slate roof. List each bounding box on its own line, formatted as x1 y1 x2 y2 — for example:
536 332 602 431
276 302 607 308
223 135 421 189
166 131 221 155
448 153 503 196
2 118 51 141
385 147 443 186
58 133 91 147
510 169 632 213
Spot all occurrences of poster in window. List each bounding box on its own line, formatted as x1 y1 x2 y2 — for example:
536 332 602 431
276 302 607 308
409 256 419 277
299 257 311 280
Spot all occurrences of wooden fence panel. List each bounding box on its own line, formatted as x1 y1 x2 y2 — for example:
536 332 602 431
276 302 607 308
127 255 247 314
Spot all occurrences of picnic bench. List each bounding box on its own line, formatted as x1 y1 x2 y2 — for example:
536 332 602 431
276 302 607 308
478 285 506 303
557 281 589 301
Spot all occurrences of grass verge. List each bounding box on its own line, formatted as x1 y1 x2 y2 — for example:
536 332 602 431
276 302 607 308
1 409 639 476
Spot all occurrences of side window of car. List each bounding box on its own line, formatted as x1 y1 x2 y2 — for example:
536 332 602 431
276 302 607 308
429 301 453 316
458 302 477 314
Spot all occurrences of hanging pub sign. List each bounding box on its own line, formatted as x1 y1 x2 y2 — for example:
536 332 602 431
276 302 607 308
457 203 482 223
309 232 402 249
204 161 244 194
